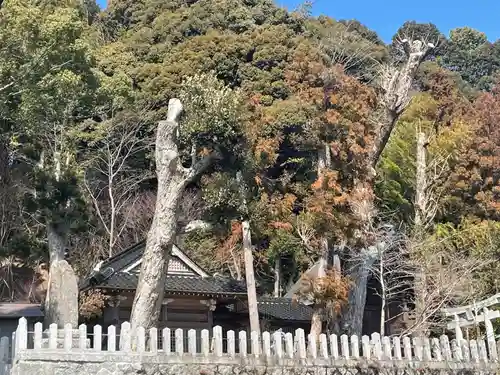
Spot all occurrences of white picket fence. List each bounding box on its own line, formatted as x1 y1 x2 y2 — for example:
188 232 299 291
8 317 500 367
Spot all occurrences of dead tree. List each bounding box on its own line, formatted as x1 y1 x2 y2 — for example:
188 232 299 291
237 171 260 337
130 99 215 330
340 38 433 337
85 116 151 257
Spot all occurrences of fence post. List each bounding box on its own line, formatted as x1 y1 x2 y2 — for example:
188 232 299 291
238 331 247 357
64 324 73 350
137 327 146 353
361 336 371 360
329 334 339 359
371 333 382 360
49 323 58 350
382 336 392 360
273 332 283 359
295 329 306 359
340 335 349 359
34 322 43 350
422 338 432 361
108 326 116 352
432 338 442 361
162 328 171 355
120 322 131 352
16 318 28 351
440 335 452 361
227 330 235 357
250 331 260 358
484 307 498 361
175 328 183 356
461 339 470 362
213 326 222 357
308 334 317 359
393 337 402 360
149 328 158 353
201 329 209 357
477 339 488 362
451 339 462 361
469 340 479 363
188 329 196 356
403 337 412 360
284 333 293 359
413 337 423 361
319 334 328 359
262 332 271 357
94 325 102 351
350 335 359 358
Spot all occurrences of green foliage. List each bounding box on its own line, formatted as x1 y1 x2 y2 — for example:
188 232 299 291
0 0 499 310
178 73 242 149
441 27 500 89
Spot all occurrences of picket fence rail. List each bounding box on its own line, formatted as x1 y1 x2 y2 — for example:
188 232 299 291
7 317 500 366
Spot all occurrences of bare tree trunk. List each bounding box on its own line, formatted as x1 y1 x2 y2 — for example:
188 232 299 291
341 253 376 336
273 257 281 297
108 181 115 258
310 143 331 337
412 131 429 336
414 131 427 231
311 313 322 338
130 99 213 330
130 177 185 330
47 224 67 263
242 220 260 336
231 249 243 281
379 255 386 336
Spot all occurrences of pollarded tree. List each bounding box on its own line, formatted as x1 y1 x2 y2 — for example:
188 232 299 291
130 74 243 330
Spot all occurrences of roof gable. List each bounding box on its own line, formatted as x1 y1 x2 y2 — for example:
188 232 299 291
283 262 319 301
97 241 209 278
123 245 208 277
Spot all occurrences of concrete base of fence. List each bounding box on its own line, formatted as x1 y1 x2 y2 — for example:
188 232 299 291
11 354 499 375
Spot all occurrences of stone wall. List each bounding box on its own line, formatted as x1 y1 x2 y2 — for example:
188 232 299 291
11 352 499 375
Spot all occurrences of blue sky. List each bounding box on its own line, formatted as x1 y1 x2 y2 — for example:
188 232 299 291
96 0 500 43
279 0 500 42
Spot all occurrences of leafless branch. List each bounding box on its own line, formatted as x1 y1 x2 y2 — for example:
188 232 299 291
84 110 153 257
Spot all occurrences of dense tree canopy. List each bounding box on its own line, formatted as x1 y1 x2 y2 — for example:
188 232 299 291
0 0 498 337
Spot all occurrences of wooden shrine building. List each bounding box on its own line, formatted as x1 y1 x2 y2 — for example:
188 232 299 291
79 241 313 334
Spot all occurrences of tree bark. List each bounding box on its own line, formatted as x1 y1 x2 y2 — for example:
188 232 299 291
47 224 67 263
340 250 377 336
414 131 427 231
413 131 429 336
310 143 331 337
370 40 432 169
379 254 386 336
130 99 213 330
242 220 260 336
273 257 281 297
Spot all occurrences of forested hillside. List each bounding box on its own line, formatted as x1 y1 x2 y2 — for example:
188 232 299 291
0 0 498 336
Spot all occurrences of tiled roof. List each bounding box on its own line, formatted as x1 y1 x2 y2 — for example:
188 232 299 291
0 303 44 318
80 241 311 321
257 297 313 322
94 272 247 296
